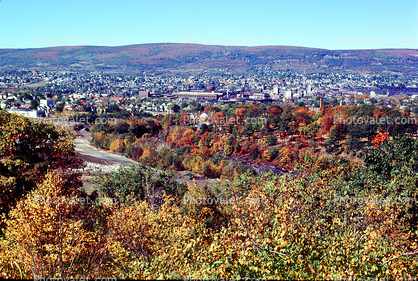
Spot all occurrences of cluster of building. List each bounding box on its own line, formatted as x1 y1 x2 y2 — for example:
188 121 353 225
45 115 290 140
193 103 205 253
1 69 418 118
0 92 53 117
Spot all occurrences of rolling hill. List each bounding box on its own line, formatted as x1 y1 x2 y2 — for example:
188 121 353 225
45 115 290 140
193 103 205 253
0 43 417 75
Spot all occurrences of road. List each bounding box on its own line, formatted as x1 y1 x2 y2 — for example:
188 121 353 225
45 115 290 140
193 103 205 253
73 132 224 190
74 138 138 167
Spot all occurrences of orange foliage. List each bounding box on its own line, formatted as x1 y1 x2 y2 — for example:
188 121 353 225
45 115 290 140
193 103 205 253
180 113 191 126
183 128 195 145
235 108 246 123
371 132 388 147
292 106 312 116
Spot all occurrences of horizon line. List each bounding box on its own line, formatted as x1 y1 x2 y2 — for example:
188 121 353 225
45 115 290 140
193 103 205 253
0 42 417 52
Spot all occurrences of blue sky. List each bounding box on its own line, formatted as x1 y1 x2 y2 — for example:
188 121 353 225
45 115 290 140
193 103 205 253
1 0 417 50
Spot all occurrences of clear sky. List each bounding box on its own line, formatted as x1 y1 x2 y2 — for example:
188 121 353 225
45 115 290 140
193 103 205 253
1 0 417 50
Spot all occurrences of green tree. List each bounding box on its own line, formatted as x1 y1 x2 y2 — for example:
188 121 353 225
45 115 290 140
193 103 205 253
170 103 181 113
55 102 64 112
328 123 347 142
266 135 277 146
93 164 186 207
30 99 39 110
363 134 418 180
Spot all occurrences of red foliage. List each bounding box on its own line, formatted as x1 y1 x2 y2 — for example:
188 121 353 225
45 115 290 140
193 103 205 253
219 161 225 171
268 107 282 117
296 116 307 125
322 117 333 133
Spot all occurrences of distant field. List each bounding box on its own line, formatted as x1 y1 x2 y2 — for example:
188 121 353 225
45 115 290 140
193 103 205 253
26 79 46 88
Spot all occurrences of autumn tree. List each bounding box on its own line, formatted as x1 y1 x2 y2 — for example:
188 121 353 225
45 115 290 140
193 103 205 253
0 110 83 216
109 138 124 152
235 107 246 124
0 171 112 279
212 111 226 133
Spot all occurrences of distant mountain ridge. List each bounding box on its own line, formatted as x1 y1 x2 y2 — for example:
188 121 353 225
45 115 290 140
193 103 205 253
0 43 417 75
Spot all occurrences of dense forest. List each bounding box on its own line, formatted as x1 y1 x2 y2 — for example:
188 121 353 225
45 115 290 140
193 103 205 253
88 103 418 177
1 104 418 279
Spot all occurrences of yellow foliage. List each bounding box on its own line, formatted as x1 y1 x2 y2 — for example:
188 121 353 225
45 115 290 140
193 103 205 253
262 149 271 161
106 194 218 279
109 138 124 152
0 171 112 279
140 148 151 159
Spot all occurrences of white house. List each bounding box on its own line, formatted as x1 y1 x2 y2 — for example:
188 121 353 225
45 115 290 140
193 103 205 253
7 109 46 118
40 99 54 108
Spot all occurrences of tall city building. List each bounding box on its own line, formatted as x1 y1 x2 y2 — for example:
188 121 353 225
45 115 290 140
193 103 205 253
273 85 279 95
284 90 293 99
306 84 313 96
